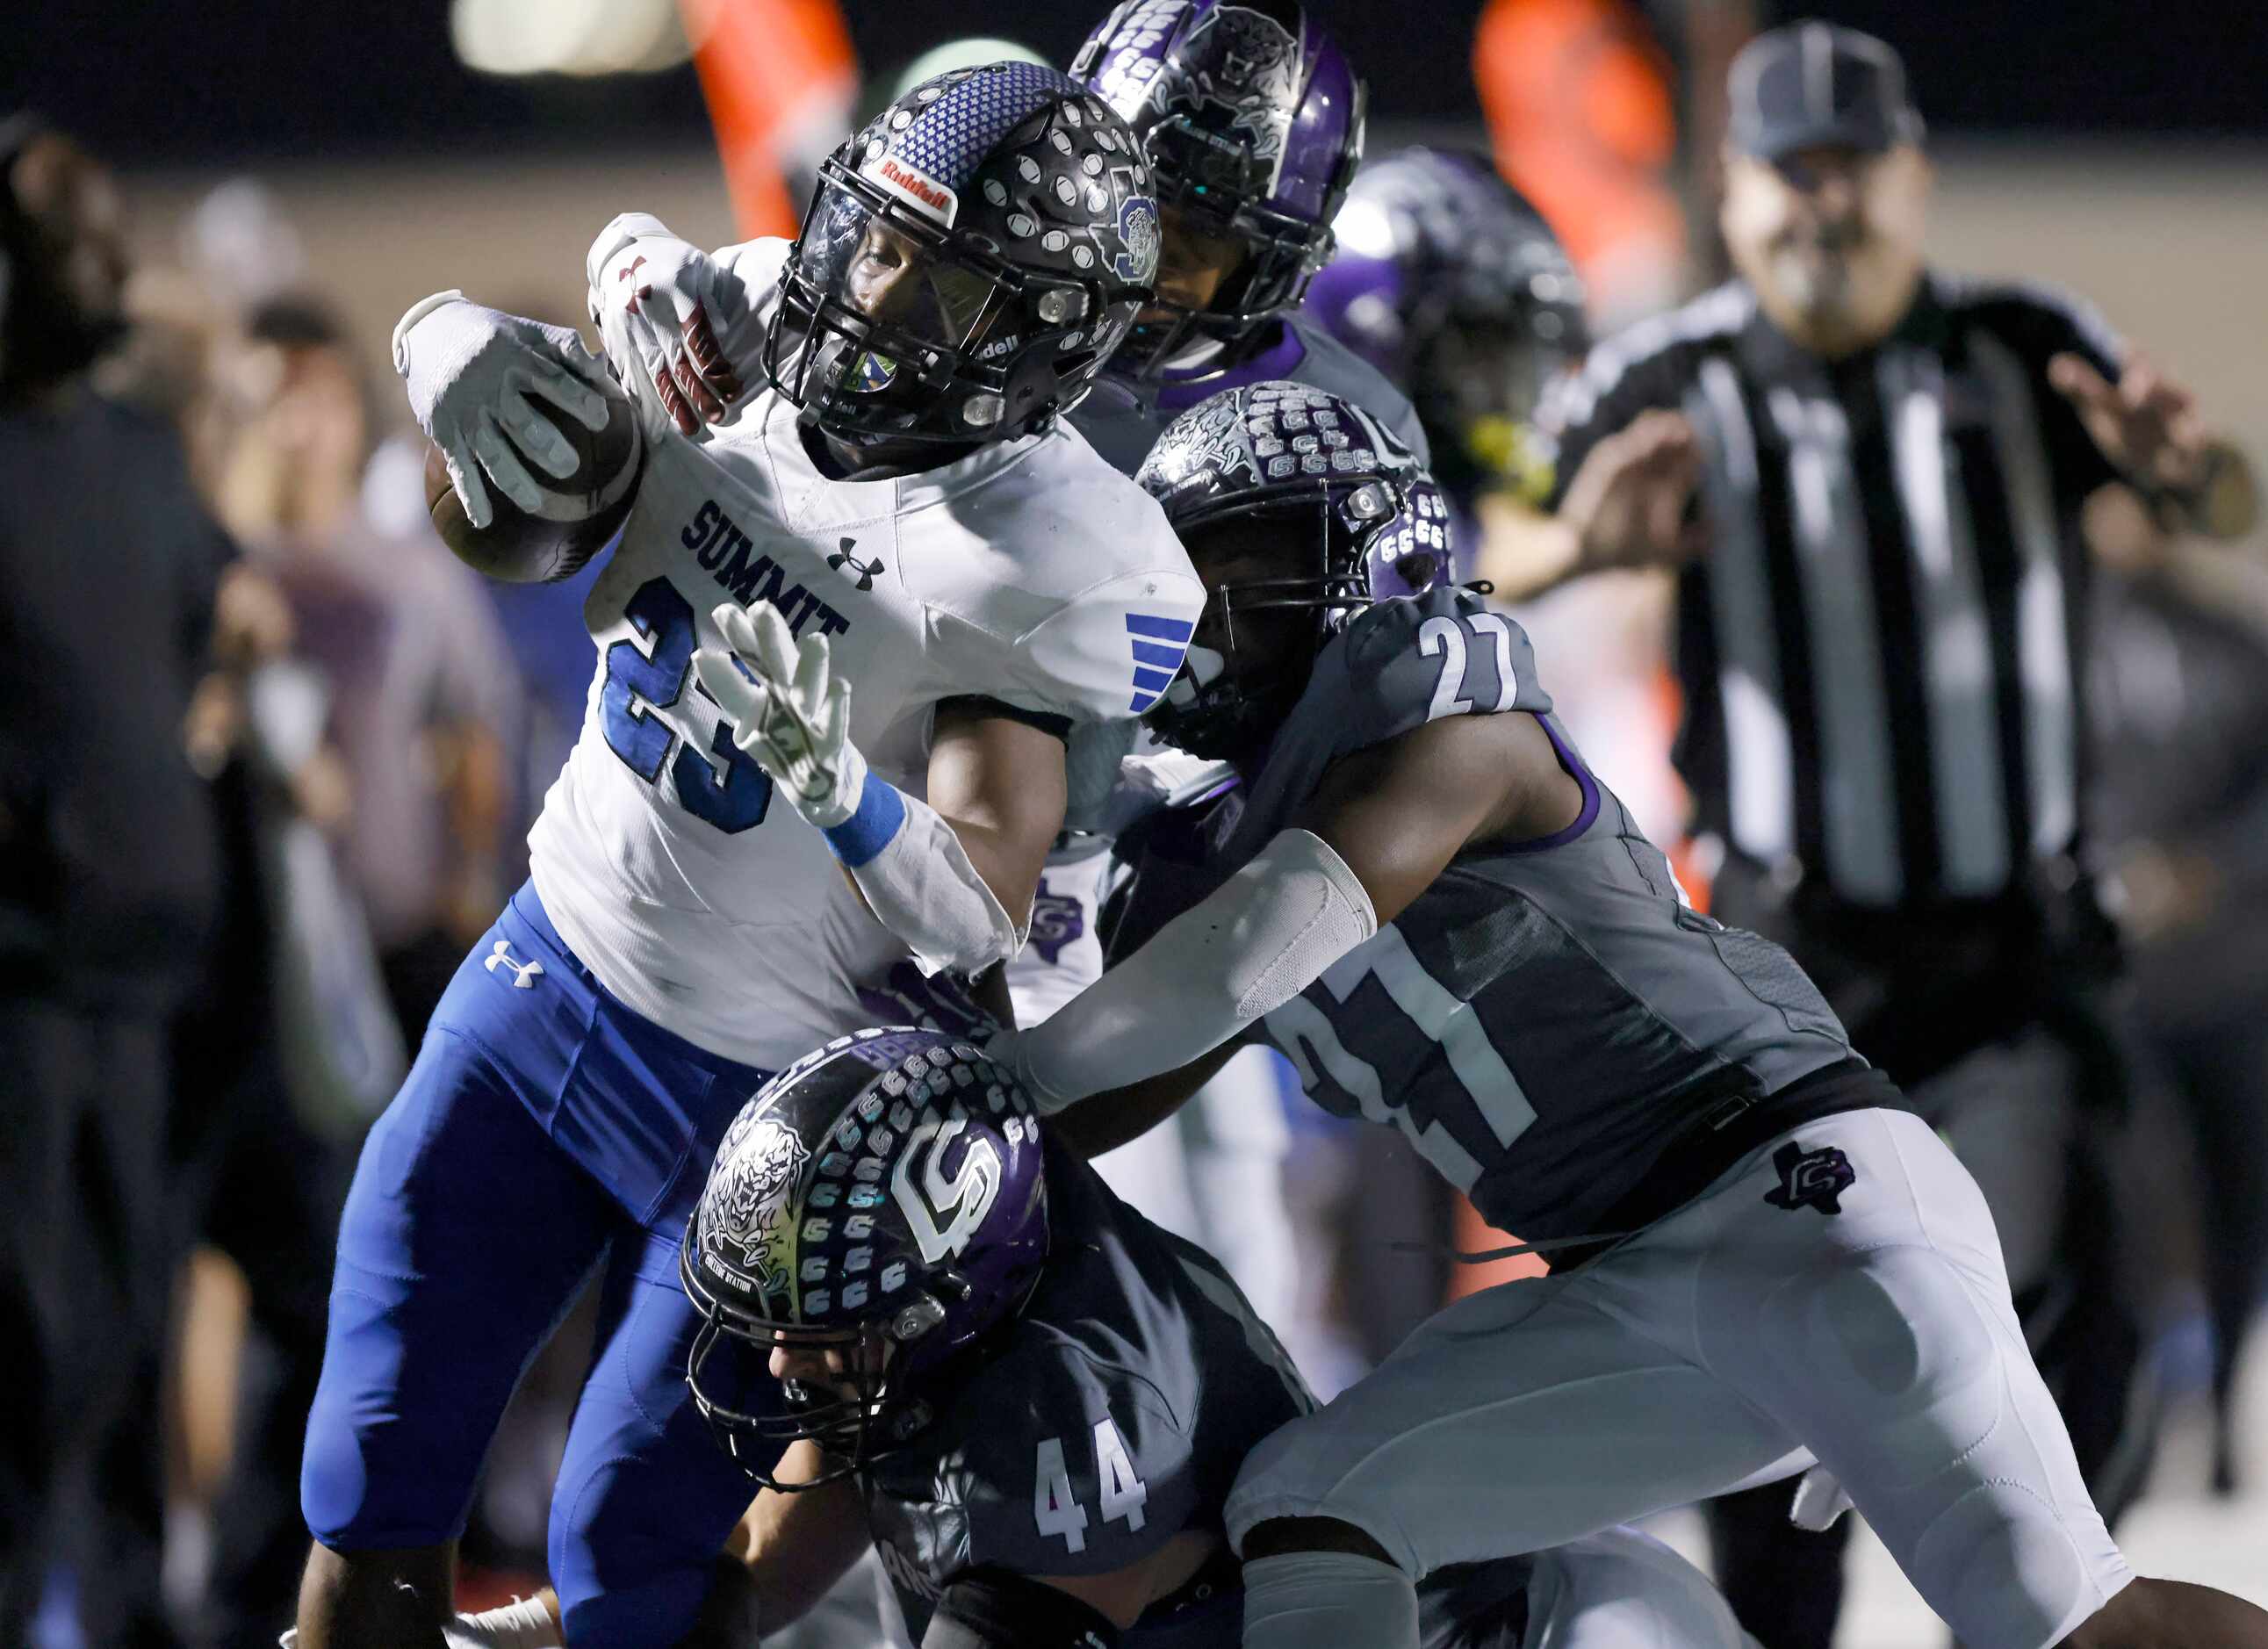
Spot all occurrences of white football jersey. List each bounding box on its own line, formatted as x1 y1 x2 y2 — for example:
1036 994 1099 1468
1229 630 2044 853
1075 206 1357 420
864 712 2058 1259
529 240 1203 1067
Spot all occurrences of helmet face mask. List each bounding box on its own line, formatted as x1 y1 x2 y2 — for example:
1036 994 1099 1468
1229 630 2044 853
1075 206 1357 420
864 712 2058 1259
766 163 1033 447
762 62 1161 448
683 1287 928 1492
1136 381 1451 762
682 1029 1049 1491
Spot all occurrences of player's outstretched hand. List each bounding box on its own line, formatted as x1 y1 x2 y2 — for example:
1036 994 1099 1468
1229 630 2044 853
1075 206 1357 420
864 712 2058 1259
392 292 616 529
587 213 752 438
695 601 863 829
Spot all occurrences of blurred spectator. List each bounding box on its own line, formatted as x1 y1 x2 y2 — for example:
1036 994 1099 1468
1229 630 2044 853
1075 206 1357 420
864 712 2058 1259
0 113 226 1649
218 293 518 1041
2089 506 2268 1498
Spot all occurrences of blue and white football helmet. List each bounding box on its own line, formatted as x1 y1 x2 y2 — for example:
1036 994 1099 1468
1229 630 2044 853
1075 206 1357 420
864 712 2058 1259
764 61 1162 445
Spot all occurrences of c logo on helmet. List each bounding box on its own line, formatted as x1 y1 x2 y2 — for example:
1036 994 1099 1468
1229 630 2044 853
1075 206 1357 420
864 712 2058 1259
706 1118 810 1295
1113 197 1160 284
892 1116 1003 1264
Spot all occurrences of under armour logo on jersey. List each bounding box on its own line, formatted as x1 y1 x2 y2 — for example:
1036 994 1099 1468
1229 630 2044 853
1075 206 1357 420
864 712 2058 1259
1763 1141 1855 1215
484 940 544 990
827 537 885 592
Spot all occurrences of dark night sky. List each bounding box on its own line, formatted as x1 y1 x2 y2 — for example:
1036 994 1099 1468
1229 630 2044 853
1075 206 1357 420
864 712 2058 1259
10 1 2267 169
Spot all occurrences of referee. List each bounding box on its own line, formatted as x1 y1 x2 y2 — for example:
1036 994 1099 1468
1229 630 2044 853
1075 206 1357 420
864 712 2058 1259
1510 24 2260 1649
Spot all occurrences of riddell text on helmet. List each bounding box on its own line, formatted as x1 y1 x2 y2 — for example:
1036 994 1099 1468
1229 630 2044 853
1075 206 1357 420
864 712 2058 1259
871 157 958 227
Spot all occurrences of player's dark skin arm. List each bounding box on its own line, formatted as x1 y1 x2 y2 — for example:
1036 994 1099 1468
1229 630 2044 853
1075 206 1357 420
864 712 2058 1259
1053 709 1583 1157
1049 1041 1242 1160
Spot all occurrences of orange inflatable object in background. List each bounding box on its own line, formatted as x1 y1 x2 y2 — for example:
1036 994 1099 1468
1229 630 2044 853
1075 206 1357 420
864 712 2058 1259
1472 0 1689 321
680 0 859 238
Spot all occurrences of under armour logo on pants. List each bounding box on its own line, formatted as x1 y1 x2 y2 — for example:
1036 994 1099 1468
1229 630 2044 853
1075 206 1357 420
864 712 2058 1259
485 940 545 990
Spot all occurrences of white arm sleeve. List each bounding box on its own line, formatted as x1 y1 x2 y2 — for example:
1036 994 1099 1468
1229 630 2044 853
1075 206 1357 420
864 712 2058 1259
1003 829 1377 1113
843 781 1025 981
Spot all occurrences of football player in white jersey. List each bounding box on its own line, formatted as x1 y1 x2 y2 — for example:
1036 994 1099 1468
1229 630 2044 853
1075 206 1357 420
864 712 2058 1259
293 63 1201 1649
572 0 1414 1344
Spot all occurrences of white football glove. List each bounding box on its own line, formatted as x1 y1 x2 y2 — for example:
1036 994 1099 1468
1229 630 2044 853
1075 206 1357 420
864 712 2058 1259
392 292 616 529
694 601 864 829
587 212 757 438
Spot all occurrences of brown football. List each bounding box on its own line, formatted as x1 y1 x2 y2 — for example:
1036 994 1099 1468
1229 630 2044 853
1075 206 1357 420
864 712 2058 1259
424 393 643 583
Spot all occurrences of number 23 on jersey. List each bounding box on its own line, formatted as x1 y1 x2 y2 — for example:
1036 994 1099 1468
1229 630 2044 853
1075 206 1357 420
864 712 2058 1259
1033 1416 1148 1553
601 576 773 833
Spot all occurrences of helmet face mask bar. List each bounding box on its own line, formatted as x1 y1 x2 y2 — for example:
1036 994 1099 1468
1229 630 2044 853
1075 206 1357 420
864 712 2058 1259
1154 476 1429 761
681 1249 954 1492
766 159 1101 447
1114 83 1364 377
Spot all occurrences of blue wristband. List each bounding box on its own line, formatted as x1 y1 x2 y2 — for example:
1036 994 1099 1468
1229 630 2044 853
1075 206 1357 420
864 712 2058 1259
822 774 908 868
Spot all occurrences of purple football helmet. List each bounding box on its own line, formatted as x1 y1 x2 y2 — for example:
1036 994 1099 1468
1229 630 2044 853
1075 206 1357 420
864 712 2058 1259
681 1028 1048 1490
1072 0 1365 376
1134 379 1450 759
763 61 1161 447
1305 148 1586 500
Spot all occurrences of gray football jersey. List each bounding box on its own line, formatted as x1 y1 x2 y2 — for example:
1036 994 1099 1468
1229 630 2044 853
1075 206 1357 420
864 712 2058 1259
1179 586 1857 1243
857 1132 1545 1647
1070 311 1430 479
858 1134 1311 1643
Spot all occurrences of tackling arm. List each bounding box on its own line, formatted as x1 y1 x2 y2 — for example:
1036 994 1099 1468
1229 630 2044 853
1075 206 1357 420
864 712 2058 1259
997 711 1569 1114
1046 1041 1242 1162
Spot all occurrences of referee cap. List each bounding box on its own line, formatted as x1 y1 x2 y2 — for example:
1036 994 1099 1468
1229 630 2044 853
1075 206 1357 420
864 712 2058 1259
1728 23 1925 162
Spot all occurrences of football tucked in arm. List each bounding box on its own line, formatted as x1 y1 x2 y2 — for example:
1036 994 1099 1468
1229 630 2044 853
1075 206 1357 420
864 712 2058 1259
424 393 644 583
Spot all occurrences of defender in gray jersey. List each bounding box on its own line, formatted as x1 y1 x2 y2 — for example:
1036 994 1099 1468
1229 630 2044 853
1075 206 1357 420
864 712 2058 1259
990 384 2268 1649
699 1030 1762 1649
431 1029 1761 1648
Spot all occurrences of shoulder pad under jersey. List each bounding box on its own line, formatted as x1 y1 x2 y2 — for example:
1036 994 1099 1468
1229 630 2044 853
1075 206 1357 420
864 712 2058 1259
1226 587 1555 861
908 439 1206 728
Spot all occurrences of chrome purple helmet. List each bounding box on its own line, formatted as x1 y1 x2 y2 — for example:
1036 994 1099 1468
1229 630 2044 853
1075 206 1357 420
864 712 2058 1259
681 1028 1049 1490
1305 148 1586 501
1135 380 1450 760
1072 0 1365 375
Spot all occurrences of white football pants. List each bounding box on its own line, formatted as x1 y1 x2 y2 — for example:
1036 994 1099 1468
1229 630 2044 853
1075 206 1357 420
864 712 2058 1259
1225 1107 2134 1649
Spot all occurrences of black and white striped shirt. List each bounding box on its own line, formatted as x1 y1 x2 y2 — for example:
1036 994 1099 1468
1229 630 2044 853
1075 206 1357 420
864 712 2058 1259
1542 272 2128 911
